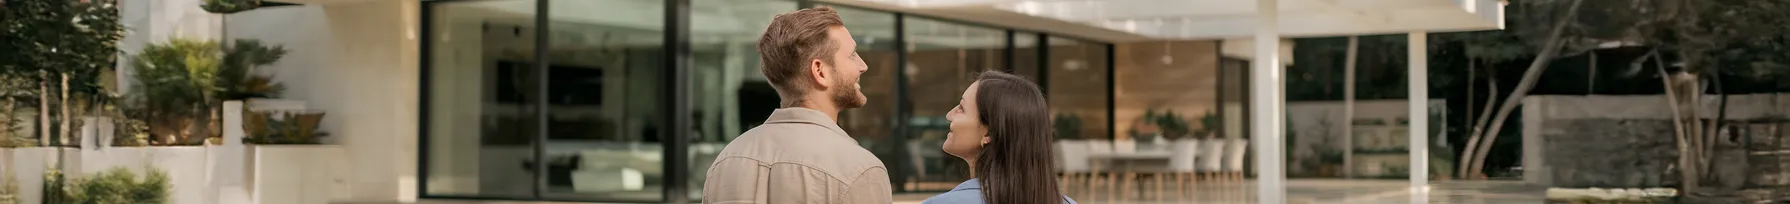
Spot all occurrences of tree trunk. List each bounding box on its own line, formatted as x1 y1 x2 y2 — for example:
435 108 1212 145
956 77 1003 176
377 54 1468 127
1588 52 1597 94
38 72 50 146
1343 35 1358 179
1465 0 1584 177
1656 52 1699 192
1461 60 1499 179
58 73 70 147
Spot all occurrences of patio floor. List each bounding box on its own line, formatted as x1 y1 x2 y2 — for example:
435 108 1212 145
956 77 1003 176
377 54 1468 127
403 179 1547 204
892 179 1546 204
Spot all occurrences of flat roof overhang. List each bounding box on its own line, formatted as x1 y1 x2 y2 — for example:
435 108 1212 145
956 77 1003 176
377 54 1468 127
819 0 1505 42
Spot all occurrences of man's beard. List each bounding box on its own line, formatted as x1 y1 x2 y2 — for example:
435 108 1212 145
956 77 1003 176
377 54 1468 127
830 76 866 109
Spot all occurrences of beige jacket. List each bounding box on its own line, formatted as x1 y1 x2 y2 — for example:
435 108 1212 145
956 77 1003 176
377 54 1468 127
702 108 892 204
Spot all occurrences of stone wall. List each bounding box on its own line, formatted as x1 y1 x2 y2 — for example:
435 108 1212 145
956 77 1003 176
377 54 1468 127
1541 119 1678 188
1524 94 1790 189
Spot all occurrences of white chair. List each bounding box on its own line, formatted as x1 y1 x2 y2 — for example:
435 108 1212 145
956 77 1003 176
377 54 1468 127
1199 139 1226 181
1153 139 1200 198
1085 140 1115 200
1056 140 1090 194
1224 139 1249 180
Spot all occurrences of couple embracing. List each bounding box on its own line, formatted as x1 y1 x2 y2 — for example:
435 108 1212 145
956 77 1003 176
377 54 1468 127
701 6 1075 204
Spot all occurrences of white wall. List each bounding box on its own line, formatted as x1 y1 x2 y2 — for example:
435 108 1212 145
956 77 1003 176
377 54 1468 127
224 1 421 202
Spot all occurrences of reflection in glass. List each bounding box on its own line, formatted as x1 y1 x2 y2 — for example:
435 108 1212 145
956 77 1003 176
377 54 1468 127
424 0 539 198
826 4 905 194
540 0 666 201
902 17 1007 191
1047 37 1111 140
687 0 798 200
1013 32 1040 83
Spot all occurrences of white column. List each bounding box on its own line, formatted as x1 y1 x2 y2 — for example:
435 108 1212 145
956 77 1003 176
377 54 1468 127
1407 32 1431 198
1252 0 1285 203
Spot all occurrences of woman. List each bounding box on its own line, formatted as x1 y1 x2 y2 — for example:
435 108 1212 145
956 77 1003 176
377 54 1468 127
923 71 1075 204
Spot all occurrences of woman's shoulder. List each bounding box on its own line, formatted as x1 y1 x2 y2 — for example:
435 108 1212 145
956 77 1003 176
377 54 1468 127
921 191 1078 204
920 190 983 204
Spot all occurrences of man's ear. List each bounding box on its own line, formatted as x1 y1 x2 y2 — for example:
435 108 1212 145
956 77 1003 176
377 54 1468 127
807 58 831 89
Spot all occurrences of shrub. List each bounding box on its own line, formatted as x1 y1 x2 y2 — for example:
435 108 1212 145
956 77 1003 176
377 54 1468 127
242 110 328 144
57 167 170 204
1 173 18 204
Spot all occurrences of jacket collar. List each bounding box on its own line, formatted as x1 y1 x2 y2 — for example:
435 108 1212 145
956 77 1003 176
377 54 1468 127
951 178 981 192
763 108 850 138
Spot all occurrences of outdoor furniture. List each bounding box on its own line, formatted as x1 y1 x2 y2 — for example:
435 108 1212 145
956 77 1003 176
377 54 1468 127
1199 138 1226 181
1224 139 1249 180
1088 144 1173 201
1055 140 1091 195
1085 140 1115 200
1154 139 1201 198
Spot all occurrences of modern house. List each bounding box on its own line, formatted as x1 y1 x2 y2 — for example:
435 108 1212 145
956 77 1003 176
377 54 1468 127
100 0 1503 203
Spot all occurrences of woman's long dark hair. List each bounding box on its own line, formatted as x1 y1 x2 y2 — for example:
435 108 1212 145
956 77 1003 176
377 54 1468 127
972 71 1062 204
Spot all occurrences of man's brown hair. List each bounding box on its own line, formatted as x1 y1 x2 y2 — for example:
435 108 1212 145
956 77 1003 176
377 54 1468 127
758 6 845 107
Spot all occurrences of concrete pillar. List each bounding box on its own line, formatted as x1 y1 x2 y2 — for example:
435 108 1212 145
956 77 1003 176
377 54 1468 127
1251 0 1285 203
1408 31 1431 202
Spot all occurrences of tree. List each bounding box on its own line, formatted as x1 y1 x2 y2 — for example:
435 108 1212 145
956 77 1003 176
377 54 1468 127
1624 0 1790 194
1450 0 1585 179
1 0 124 146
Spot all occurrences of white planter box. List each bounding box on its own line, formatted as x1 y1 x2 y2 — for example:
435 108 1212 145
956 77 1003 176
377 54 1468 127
3 147 64 204
250 145 347 204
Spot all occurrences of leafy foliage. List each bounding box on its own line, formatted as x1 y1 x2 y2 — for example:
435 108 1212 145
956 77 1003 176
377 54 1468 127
1053 113 1082 140
242 110 328 144
57 168 171 204
1 171 17 204
129 39 221 144
0 0 122 97
127 39 287 145
201 0 265 14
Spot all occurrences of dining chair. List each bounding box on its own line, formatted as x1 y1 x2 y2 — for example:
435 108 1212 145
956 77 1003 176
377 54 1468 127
1085 140 1115 201
1199 138 1226 181
1224 138 1249 181
1156 139 1200 199
1056 140 1091 194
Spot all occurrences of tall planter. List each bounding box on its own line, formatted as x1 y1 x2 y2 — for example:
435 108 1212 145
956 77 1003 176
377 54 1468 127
248 145 345 204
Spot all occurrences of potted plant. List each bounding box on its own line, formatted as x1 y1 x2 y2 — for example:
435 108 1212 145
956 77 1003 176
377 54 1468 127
229 102 345 203
1053 113 1083 140
200 0 302 14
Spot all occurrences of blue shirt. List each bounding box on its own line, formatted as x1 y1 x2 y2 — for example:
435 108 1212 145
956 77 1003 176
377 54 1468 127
920 179 1077 204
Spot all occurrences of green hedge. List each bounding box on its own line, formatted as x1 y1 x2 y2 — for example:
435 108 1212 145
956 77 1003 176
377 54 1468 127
46 168 170 204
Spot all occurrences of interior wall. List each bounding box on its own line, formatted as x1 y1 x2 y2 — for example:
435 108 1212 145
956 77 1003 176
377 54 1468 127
1113 40 1221 140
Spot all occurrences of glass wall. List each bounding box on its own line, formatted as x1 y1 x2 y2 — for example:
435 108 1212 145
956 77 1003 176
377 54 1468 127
540 0 667 201
422 0 1116 201
901 17 1007 191
687 0 796 200
424 0 539 198
1046 37 1111 140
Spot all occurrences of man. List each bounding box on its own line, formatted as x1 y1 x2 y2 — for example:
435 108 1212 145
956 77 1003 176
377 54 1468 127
702 6 890 204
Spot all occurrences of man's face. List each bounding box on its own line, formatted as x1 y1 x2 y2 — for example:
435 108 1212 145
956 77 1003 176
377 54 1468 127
824 26 869 109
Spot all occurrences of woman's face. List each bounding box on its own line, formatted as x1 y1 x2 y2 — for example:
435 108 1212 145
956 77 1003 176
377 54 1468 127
944 81 991 160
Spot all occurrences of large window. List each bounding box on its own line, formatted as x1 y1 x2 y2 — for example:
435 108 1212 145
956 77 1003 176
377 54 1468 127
687 0 797 200
1047 37 1111 140
422 1 1112 201
423 0 670 202
424 0 539 198
900 17 1006 191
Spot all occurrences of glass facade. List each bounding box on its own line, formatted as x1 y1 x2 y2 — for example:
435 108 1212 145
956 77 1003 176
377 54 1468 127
420 0 1114 202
